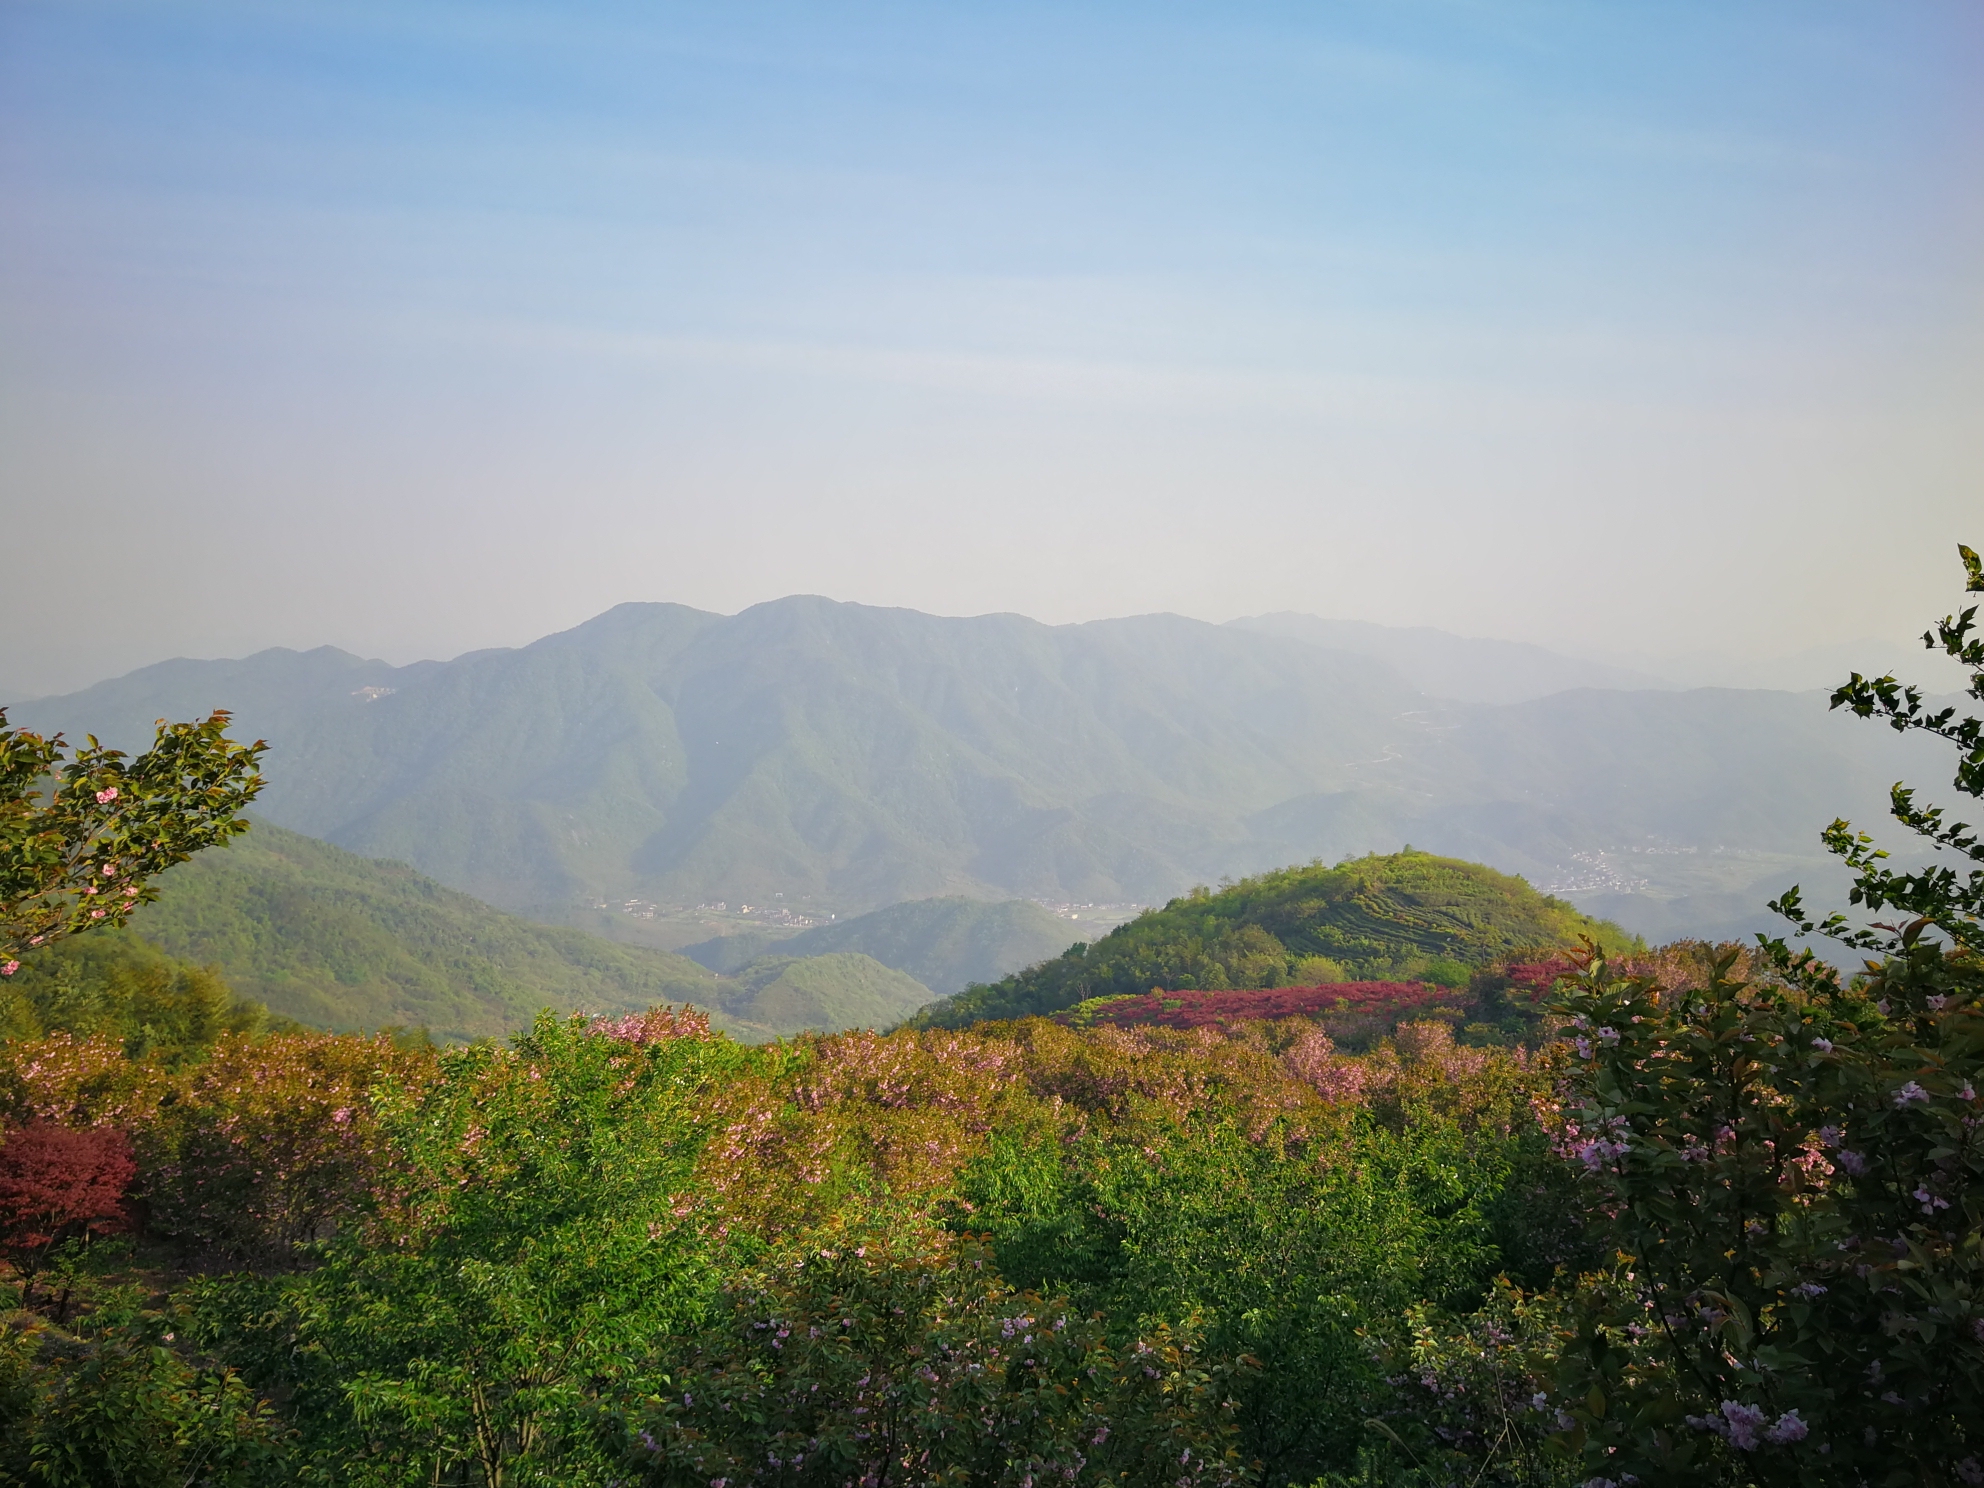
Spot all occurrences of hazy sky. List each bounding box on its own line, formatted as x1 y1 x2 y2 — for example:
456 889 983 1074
4 0 1980 697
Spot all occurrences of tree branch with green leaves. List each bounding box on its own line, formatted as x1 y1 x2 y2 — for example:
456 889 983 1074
0 708 266 971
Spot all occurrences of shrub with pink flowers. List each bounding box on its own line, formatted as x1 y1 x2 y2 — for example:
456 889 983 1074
626 1221 1251 1488
143 1030 433 1262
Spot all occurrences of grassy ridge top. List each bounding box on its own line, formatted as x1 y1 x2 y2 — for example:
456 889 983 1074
913 849 1634 1028
121 822 724 1041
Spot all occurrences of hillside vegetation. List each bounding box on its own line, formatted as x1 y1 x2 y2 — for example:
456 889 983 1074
107 822 724 1041
682 895 1075 993
704 951 935 1034
0 933 284 1060
13 821 950 1042
915 850 1633 1028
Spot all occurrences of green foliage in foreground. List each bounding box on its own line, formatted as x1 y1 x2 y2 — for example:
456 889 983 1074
1548 939 1983 1481
916 850 1633 1029
190 1013 750 1485
0 1289 288 1486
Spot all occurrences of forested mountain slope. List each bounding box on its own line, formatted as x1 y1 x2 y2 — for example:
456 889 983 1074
703 952 936 1035
9 821 950 1042
14 598 1949 939
0 932 282 1056
103 822 724 1041
914 849 1633 1027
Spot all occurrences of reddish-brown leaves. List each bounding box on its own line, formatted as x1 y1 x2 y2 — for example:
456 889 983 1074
0 1121 136 1265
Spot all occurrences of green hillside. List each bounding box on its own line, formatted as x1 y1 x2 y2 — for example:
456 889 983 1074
0 932 282 1059
8 822 947 1044
114 821 724 1042
682 896 1076 995
913 849 1636 1028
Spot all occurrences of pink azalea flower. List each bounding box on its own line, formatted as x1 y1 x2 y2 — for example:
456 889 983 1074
0 961 17 977
94 786 119 804
89 909 105 919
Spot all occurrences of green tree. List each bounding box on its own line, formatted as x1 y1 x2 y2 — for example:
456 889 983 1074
192 1010 748 1486
1545 543 1984 1485
621 1222 1250 1488
0 932 270 1060
0 709 265 971
0 1288 289 1488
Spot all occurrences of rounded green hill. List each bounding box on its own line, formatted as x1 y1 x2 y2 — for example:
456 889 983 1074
912 849 1636 1028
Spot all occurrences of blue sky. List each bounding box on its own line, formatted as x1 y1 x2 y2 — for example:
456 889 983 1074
3 1 1979 694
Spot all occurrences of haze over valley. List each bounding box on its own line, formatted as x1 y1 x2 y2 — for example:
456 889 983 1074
12 597 1953 963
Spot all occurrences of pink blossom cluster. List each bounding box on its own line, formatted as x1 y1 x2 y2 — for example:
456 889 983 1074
588 1005 713 1045
1684 1401 1807 1450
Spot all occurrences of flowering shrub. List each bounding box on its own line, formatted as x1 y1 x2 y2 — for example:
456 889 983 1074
588 1003 713 1043
623 1222 1250 1488
143 1030 432 1262
1544 940 1984 1481
0 1031 171 1131
1348 1278 1572 1487
1504 960 1574 1001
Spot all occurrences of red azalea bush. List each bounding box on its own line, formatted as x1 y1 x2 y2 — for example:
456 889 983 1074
1064 981 1461 1032
1504 959 1574 1001
0 1122 136 1287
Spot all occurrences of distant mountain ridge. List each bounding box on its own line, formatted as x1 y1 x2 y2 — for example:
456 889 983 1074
13 597 1949 943
1228 614 1672 704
